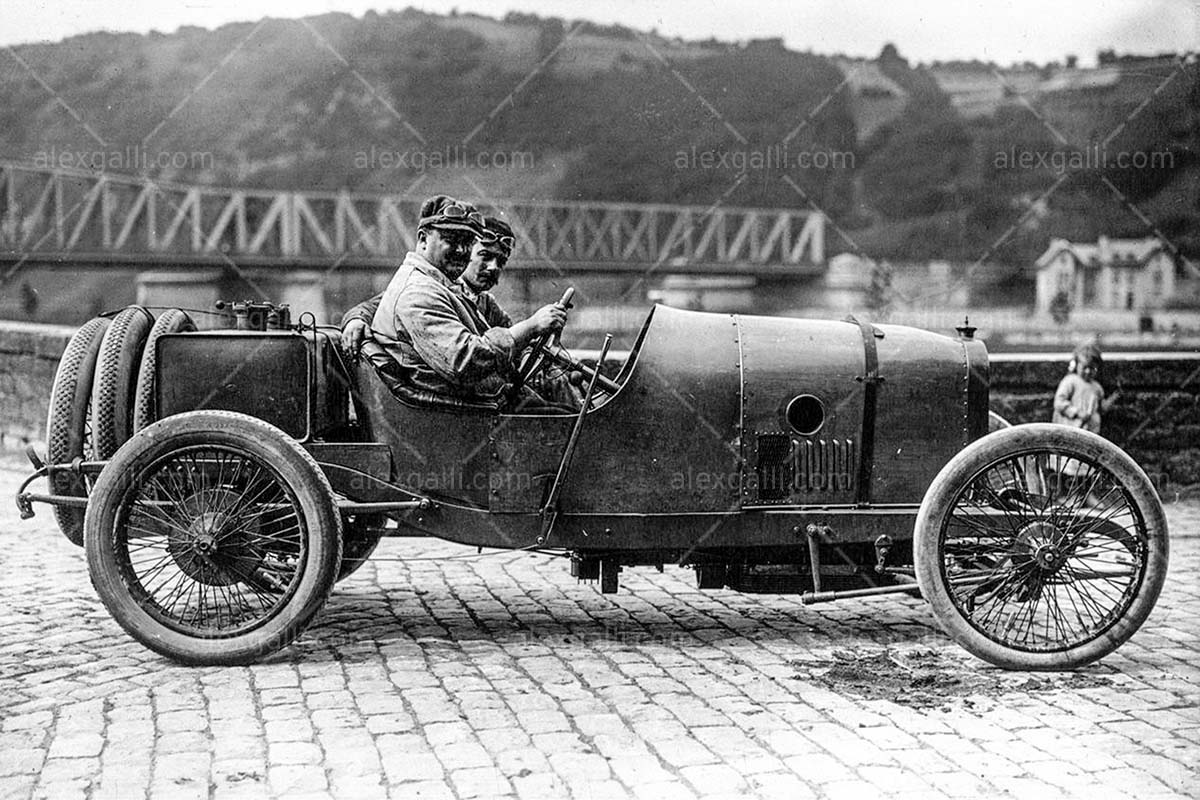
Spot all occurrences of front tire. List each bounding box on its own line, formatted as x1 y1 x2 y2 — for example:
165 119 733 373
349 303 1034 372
84 411 342 665
915 423 1168 670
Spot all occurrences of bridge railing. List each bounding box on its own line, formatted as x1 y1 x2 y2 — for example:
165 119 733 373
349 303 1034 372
0 162 823 270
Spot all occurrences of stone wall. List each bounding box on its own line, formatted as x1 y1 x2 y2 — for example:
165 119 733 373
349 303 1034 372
0 321 74 449
2 321 1197 490
990 353 1200 494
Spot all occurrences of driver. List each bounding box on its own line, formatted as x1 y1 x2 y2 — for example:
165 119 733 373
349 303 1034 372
368 195 568 407
341 215 516 351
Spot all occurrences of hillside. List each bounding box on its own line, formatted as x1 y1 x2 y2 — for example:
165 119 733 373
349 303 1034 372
0 9 1196 268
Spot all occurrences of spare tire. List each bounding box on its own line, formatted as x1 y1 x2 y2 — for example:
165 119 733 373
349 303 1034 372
132 309 196 432
91 306 153 459
46 316 110 546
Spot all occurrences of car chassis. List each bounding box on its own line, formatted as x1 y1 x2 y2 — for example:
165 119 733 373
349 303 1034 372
16 296 1169 669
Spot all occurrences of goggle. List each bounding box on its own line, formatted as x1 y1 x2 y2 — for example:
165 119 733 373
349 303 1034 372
420 200 484 230
481 233 516 249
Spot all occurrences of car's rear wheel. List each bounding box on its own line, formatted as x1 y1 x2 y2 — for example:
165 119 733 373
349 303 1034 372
91 306 153 459
132 309 196 432
915 424 1168 670
84 411 342 665
46 316 110 546
337 513 386 582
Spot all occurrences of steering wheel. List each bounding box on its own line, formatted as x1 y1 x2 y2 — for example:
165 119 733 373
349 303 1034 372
512 287 622 401
514 287 575 387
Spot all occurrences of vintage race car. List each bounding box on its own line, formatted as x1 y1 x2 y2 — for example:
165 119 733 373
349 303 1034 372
17 296 1169 669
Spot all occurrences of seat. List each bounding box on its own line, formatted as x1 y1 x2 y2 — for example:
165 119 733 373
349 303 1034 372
359 340 500 412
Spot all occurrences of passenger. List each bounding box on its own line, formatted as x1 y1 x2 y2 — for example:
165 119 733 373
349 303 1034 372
363 195 568 408
341 214 516 350
469 217 583 410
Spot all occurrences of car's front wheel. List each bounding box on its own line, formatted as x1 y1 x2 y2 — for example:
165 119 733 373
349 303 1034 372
915 423 1168 670
84 411 342 665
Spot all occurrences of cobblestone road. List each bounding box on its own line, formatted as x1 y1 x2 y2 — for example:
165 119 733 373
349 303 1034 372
1 453 1198 800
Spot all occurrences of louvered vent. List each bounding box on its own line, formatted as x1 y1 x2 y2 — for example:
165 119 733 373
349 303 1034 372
795 438 856 493
755 434 793 501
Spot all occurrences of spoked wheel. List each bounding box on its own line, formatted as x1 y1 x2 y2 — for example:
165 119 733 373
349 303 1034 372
46 317 110 545
85 411 342 665
915 423 1168 670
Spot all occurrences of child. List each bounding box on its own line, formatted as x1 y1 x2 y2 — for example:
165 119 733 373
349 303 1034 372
1053 342 1107 433
1051 342 1119 498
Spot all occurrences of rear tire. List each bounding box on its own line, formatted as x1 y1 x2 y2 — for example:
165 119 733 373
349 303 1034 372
337 514 386 582
84 411 343 665
915 424 1168 670
132 309 196 432
46 317 110 546
91 306 153 459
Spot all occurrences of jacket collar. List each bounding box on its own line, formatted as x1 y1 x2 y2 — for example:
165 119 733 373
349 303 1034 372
404 251 454 288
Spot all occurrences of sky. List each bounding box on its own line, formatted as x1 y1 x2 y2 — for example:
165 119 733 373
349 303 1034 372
3 0 1197 66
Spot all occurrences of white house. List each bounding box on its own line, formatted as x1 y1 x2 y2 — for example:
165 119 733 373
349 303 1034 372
1035 236 1176 313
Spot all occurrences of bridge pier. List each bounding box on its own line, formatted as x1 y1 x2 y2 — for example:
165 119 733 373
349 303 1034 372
237 269 330 322
137 268 335 324
136 270 223 318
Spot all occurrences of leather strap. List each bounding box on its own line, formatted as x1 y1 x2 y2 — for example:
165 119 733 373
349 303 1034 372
846 316 883 505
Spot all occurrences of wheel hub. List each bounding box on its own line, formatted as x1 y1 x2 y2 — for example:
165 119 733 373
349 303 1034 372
187 513 225 554
167 489 261 586
1032 543 1062 570
1015 520 1068 573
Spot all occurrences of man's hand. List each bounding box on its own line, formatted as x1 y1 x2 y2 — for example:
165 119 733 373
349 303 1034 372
341 318 374 354
528 302 567 335
508 302 568 351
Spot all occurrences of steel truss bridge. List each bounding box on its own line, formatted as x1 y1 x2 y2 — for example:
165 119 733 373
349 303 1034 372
0 162 824 279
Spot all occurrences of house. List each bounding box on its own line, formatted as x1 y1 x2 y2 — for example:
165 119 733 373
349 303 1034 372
832 58 909 141
1035 236 1176 313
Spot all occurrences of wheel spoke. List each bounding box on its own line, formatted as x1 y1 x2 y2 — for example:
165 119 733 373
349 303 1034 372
940 447 1147 654
111 444 307 636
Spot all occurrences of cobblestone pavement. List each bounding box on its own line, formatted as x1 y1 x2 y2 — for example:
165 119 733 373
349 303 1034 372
1 453 1198 800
